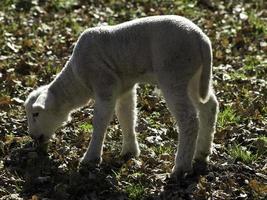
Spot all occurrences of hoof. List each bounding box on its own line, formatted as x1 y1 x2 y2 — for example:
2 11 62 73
170 166 193 181
120 152 137 162
168 166 199 187
78 160 101 176
120 143 140 159
80 155 102 166
78 157 102 173
193 159 208 175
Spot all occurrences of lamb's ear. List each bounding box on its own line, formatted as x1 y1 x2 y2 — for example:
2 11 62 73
32 91 54 110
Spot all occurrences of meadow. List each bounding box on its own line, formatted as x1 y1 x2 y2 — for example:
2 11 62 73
0 0 266 199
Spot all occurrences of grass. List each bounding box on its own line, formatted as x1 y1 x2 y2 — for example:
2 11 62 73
257 135 267 143
152 145 174 156
248 11 267 34
229 70 247 81
227 55 265 81
217 106 241 128
125 183 145 200
79 122 93 133
254 135 267 155
228 144 258 164
44 64 61 76
1 0 267 199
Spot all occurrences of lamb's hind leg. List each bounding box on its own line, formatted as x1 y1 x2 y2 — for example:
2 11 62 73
160 84 199 178
194 91 219 165
115 86 140 158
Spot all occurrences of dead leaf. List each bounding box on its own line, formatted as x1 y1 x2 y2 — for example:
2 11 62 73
22 39 33 48
32 195 38 200
0 96 11 105
215 50 223 59
249 179 267 195
221 37 229 48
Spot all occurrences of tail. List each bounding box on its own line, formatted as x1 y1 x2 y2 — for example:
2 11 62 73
199 36 212 103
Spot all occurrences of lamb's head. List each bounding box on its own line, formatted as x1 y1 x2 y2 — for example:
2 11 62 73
25 85 69 143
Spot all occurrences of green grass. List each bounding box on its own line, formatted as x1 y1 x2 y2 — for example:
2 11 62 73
44 64 61 76
254 135 267 155
78 122 93 133
229 70 247 81
228 144 258 164
217 106 241 128
248 11 267 34
152 145 174 156
226 55 265 81
1 0 266 199
257 135 267 143
125 183 145 200
51 0 78 10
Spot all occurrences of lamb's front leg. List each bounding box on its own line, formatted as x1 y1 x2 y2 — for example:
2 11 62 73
80 98 115 166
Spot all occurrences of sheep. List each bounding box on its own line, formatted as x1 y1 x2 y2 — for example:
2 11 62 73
25 15 219 178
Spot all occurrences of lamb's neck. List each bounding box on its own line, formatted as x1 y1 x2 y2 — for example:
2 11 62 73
48 62 90 111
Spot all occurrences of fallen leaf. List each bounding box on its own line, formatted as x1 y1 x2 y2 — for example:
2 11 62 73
0 96 11 105
249 179 267 195
215 50 223 59
32 195 38 200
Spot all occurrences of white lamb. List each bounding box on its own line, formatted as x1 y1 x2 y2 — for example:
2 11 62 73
25 15 219 178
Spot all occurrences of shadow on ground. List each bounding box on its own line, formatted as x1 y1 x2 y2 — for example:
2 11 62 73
4 143 204 200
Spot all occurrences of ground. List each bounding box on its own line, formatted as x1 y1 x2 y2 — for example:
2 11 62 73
0 0 266 199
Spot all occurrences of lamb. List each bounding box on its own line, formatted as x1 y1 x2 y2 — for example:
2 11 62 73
24 15 219 178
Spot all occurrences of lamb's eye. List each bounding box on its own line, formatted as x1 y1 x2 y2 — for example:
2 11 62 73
32 113 39 117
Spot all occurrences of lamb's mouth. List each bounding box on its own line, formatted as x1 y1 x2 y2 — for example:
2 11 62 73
31 134 49 154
